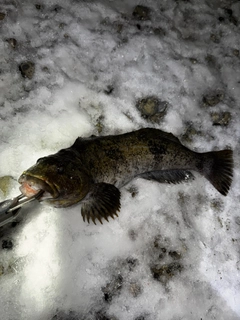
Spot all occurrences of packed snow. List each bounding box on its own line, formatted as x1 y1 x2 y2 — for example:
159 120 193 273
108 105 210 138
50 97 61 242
0 0 240 319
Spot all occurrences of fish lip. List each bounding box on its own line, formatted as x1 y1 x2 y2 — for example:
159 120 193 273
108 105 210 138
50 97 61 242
18 173 59 200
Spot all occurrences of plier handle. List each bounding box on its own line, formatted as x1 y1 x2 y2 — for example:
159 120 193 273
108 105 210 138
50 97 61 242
0 190 43 227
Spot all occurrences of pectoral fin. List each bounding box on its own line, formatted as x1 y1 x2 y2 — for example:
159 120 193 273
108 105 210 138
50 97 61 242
81 183 121 224
140 170 194 184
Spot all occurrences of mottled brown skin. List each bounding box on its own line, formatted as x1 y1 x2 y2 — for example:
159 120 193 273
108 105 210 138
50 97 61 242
18 128 233 224
71 129 198 187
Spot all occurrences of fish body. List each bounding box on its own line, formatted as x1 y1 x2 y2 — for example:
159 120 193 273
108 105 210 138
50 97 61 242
18 128 233 224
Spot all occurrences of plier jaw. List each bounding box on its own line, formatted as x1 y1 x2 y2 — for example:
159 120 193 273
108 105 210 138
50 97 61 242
0 190 43 227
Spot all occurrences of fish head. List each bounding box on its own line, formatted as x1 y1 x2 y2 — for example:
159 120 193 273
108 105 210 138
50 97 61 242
18 155 91 207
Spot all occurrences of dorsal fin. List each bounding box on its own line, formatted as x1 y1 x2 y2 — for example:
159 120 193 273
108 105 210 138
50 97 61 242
157 131 182 144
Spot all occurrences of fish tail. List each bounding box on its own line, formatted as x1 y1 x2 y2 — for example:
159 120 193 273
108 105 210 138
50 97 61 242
200 149 233 196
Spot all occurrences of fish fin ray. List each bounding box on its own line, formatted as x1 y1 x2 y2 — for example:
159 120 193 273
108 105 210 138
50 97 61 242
139 170 194 184
81 183 121 224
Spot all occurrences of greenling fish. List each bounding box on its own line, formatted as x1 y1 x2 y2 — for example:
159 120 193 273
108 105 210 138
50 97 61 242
18 128 233 224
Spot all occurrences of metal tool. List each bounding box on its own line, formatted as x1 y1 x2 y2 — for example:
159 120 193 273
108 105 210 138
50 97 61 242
0 190 43 227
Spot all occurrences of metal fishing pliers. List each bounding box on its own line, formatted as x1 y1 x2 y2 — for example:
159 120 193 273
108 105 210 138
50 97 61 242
0 191 43 227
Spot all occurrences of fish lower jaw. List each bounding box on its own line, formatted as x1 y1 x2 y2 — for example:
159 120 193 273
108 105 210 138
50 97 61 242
38 191 53 201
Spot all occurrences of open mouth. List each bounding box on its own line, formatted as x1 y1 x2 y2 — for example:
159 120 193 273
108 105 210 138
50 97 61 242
18 174 59 200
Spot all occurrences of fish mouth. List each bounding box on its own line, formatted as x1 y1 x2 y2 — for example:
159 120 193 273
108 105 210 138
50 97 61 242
18 173 59 201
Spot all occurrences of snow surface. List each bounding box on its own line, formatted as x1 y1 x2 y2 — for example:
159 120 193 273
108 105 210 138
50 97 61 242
0 0 240 319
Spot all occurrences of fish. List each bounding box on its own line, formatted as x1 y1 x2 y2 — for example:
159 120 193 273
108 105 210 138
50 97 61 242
18 128 233 224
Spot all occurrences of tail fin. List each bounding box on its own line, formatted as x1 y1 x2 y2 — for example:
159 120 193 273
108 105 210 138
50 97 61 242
201 150 233 196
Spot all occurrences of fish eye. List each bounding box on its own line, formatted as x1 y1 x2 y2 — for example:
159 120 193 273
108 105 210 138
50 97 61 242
57 166 64 174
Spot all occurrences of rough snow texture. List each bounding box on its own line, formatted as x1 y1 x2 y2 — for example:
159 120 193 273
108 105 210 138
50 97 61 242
0 0 240 319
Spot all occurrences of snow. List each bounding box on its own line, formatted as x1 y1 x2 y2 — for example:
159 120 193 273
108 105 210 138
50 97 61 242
0 0 240 319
